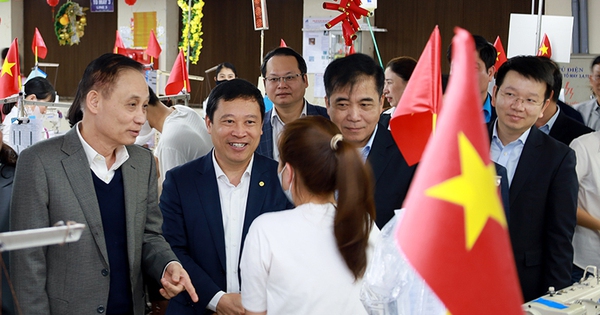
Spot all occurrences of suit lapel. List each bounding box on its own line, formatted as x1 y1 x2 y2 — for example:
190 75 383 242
549 111 567 142
367 125 390 183
195 154 227 270
121 153 139 272
509 127 543 206
241 156 268 248
61 129 109 265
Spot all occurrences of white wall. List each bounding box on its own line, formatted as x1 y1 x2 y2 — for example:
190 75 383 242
0 1 24 58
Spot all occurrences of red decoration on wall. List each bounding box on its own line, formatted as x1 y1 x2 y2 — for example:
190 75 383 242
323 0 371 47
125 0 137 6
47 0 59 7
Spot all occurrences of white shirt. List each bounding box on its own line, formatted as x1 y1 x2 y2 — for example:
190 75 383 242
208 151 253 311
570 131 600 269
241 203 377 315
76 122 129 183
360 124 378 163
154 105 212 186
270 101 308 161
490 122 530 186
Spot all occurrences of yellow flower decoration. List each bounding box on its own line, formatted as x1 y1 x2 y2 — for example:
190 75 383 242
178 0 205 64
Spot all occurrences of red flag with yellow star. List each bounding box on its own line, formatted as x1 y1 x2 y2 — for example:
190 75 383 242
537 33 552 58
395 27 523 314
390 26 442 166
0 38 21 99
493 36 507 70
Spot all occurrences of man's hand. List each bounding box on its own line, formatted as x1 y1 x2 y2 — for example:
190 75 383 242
216 293 245 315
159 263 199 302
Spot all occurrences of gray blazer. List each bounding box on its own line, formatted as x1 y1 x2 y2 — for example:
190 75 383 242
10 128 177 315
574 98 600 130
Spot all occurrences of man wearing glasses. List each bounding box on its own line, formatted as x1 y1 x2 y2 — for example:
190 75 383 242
490 55 578 302
257 47 329 161
574 56 600 130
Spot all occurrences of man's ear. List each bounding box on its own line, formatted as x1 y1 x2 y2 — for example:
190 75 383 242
85 90 100 114
379 94 385 114
487 65 496 82
491 85 498 108
205 115 212 134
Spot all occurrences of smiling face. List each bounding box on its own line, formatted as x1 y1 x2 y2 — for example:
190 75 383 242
492 70 549 143
383 67 408 107
326 76 384 147
263 55 308 110
206 97 263 171
83 68 149 151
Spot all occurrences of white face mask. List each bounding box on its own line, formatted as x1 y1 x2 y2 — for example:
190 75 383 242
277 164 294 205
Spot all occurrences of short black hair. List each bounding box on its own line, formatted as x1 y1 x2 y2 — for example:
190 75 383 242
592 56 600 69
538 57 561 102
24 77 56 102
447 35 497 70
495 55 554 101
323 53 384 98
386 56 417 81
1 48 8 60
260 47 307 77
205 79 265 122
148 86 160 106
216 62 237 78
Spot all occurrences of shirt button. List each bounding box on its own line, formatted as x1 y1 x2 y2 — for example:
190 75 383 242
97 305 105 313
101 269 109 277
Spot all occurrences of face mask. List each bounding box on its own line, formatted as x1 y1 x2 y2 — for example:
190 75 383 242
215 80 227 85
277 165 294 205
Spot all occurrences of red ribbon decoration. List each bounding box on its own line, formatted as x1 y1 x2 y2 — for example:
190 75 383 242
323 0 371 48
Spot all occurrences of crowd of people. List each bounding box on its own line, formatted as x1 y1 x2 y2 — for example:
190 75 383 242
1 35 600 314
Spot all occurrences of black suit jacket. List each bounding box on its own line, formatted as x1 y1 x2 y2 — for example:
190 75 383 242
558 100 584 124
160 152 293 314
367 122 417 228
491 126 578 302
256 102 329 159
549 109 593 146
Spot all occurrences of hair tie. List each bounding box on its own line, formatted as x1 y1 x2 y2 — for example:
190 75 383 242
330 134 343 151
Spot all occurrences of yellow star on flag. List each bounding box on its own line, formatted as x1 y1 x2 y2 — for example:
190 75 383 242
425 132 506 250
496 51 501 62
538 44 549 56
1 59 15 77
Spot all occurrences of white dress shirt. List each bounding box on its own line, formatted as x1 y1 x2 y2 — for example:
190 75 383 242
207 151 254 311
76 122 129 183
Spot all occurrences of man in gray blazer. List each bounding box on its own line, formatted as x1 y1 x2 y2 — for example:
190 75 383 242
10 53 197 315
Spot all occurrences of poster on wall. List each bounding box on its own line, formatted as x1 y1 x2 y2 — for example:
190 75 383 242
252 0 269 30
558 55 597 104
90 0 114 13
507 13 573 63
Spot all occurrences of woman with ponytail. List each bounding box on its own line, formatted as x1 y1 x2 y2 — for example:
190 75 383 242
240 115 377 315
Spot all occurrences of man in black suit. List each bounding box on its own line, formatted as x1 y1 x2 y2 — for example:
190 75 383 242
256 47 328 161
490 56 578 302
535 57 592 145
323 53 416 228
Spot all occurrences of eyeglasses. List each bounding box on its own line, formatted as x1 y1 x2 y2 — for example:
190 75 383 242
591 75 600 82
265 73 303 84
499 90 544 109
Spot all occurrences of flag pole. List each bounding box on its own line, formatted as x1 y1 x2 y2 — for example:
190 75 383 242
260 29 265 66
535 0 544 55
366 17 383 69
35 46 38 66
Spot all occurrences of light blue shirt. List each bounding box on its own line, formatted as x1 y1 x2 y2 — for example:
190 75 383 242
538 105 560 135
360 124 378 163
490 122 531 186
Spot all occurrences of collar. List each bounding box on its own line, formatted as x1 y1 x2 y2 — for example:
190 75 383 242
539 105 560 134
483 93 492 123
211 149 254 185
75 122 129 170
360 124 379 158
270 100 308 127
492 120 531 147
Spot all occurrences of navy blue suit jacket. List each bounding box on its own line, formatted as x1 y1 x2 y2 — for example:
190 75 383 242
558 100 584 124
489 125 578 302
367 121 417 228
256 101 329 159
160 152 293 314
549 108 593 146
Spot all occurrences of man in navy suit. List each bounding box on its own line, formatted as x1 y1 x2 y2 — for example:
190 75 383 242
490 56 578 302
160 79 293 314
257 47 329 160
535 57 593 145
323 53 416 228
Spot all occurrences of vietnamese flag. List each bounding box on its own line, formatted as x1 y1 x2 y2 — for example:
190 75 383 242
390 26 442 166
537 33 552 58
114 30 125 54
279 38 287 47
395 27 523 314
146 30 162 59
493 36 507 69
31 27 48 61
165 49 191 95
0 38 21 99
